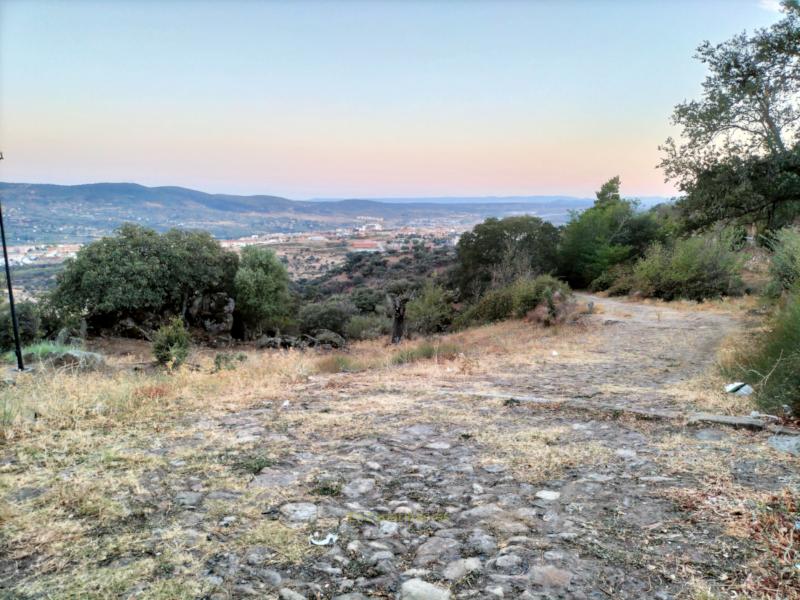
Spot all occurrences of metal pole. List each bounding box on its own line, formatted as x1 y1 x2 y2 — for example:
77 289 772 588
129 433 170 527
0 153 24 370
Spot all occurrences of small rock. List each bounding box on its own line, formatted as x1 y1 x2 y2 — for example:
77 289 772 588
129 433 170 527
175 491 203 508
279 502 318 522
535 490 560 502
460 504 504 520
378 520 400 536
768 435 800 456
467 529 497 554
342 478 376 498
257 568 282 587
400 578 452 600
494 554 522 571
425 441 451 450
250 469 299 488
279 589 306 600
443 557 482 580
369 550 395 564
530 565 572 588
482 463 507 473
415 537 461 566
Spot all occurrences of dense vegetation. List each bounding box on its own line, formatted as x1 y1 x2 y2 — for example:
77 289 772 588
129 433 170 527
48 225 239 331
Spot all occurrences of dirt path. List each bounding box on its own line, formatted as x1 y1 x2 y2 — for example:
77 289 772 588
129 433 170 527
3 298 798 599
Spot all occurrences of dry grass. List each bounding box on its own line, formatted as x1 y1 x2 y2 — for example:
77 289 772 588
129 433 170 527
605 293 762 317
0 349 316 443
0 304 788 597
476 425 611 482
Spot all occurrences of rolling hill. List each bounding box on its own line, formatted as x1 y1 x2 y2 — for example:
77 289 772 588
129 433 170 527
0 181 613 243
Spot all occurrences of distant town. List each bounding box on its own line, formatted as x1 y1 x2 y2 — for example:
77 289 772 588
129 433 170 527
8 219 466 298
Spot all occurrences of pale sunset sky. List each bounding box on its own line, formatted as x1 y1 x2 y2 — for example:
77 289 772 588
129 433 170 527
0 0 787 199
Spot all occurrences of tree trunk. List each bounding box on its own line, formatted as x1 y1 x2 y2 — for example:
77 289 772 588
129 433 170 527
390 297 409 344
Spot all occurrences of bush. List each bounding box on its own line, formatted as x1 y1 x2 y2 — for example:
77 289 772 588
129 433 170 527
455 216 560 299
213 352 247 372
233 246 292 337
391 341 461 365
626 232 744 301
558 177 660 288
152 317 191 368
50 224 238 330
406 282 453 334
298 299 356 336
0 301 40 352
728 291 800 416
766 228 800 293
345 313 390 341
454 275 571 328
350 287 384 314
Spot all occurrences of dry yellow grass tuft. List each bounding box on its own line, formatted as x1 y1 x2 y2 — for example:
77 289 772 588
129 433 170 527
476 425 611 482
0 349 317 442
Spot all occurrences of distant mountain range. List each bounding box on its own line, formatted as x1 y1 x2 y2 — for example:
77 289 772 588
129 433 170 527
0 182 669 244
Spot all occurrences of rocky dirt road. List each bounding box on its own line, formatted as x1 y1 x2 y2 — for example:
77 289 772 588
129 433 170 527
154 296 797 599
3 296 798 599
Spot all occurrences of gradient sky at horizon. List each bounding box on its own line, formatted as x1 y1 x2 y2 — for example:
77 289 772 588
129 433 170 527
0 0 787 199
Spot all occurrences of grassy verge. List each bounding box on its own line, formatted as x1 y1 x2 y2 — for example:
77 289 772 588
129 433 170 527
724 292 800 416
2 341 78 364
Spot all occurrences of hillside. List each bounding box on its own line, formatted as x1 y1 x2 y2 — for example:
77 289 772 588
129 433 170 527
0 182 599 243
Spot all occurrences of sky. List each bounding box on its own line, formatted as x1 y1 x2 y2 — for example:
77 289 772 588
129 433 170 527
0 0 787 200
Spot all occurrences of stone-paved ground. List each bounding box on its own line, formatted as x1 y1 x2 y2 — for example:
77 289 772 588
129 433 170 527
3 296 799 599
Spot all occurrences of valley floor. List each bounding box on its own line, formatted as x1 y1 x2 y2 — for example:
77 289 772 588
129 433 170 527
1 296 798 599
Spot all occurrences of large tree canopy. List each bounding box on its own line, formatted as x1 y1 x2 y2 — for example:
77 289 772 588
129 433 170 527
454 215 560 299
558 177 660 288
233 246 292 336
661 1 800 230
50 224 238 328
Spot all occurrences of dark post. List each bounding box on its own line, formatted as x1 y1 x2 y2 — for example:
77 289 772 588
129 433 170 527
0 152 24 370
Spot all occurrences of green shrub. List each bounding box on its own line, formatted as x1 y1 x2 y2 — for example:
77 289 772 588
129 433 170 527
3 341 75 364
391 341 461 365
558 177 660 288
345 313 390 341
213 352 247 372
152 317 191 368
627 232 743 301
766 228 800 293
728 291 800 415
234 246 292 337
350 287 384 314
454 275 571 328
298 299 356 336
406 282 453 334
51 224 237 330
0 301 40 352
455 215 560 298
